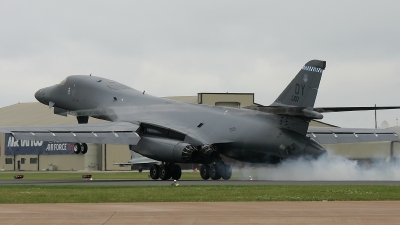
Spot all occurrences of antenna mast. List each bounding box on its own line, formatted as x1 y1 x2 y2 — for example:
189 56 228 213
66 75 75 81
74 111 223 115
375 104 377 129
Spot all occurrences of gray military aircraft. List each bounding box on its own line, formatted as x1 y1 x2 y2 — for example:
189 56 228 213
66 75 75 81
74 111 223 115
1 59 399 180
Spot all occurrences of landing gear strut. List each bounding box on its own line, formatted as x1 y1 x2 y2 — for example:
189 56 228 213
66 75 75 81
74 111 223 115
149 164 182 180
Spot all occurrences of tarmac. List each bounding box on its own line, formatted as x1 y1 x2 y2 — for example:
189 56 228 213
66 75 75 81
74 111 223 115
0 202 400 225
1 179 400 186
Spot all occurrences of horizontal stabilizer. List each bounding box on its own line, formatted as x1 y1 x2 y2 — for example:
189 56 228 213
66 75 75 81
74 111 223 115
244 106 323 120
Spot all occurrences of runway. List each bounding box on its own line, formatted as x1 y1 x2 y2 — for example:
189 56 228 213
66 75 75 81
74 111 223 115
0 202 400 225
1 179 400 186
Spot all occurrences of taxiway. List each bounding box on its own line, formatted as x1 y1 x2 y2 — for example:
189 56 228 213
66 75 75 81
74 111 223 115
1 179 400 186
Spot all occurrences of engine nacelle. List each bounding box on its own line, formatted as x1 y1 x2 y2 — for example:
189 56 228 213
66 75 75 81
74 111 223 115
131 136 199 163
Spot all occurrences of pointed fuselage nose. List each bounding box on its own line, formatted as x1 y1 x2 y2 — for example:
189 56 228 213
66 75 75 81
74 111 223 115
34 85 56 105
35 88 45 104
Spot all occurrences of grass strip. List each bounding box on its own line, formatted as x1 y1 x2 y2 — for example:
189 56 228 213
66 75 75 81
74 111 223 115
0 172 203 180
0 185 399 203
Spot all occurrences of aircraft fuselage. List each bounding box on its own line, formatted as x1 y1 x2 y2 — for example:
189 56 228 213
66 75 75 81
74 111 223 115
35 75 326 164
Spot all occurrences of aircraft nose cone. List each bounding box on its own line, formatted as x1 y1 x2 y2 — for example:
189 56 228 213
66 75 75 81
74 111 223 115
35 89 43 103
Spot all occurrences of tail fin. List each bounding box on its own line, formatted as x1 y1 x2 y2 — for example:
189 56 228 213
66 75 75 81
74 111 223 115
272 60 326 108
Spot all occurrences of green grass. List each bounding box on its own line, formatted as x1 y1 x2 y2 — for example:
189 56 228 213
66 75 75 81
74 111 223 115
1 172 399 203
0 185 399 203
0 172 203 180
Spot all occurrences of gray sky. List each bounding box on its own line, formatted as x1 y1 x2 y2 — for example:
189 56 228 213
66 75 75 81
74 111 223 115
1 0 399 128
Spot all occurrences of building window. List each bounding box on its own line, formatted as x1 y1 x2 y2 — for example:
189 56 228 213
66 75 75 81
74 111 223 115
21 158 26 164
30 158 38 164
5 158 12 164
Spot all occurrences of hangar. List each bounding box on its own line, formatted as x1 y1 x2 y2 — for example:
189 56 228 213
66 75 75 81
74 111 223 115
0 93 398 171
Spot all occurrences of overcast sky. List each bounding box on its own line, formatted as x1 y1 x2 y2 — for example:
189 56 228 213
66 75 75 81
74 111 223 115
0 0 399 128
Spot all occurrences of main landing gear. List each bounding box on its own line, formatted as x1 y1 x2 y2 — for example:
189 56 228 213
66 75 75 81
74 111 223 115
150 164 182 180
147 145 232 181
200 162 232 180
73 143 88 154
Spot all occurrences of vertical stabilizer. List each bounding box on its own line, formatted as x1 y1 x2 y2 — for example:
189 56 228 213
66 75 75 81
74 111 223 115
272 60 326 108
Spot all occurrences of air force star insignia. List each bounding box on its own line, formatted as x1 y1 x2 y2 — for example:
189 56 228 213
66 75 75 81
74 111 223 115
303 74 308 83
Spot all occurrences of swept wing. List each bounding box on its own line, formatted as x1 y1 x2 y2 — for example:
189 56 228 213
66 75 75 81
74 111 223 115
0 122 141 145
308 126 399 144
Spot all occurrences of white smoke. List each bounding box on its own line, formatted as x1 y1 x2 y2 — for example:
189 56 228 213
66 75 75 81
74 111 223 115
235 153 400 181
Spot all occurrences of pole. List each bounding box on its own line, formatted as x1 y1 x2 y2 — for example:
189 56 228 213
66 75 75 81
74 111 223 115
375 104 377 129
104 144 107 171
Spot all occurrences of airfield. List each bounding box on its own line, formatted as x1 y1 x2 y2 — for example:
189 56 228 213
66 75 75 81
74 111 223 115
1 202 400 225
2 179 400 186
0 171 399 224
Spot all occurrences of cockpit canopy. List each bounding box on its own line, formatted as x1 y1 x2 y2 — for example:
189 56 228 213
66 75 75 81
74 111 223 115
59 78 67 85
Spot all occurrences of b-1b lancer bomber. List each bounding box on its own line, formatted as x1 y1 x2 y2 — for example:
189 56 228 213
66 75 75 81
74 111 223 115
1 60 399 180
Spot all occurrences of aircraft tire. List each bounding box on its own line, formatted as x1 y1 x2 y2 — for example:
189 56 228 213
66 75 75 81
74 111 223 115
221 164 232 180
200 164 210 180
150 165 160 180
138 168 143 173
209 164 221 180
73 143 81 154
159 165 172 180
171 164 182 180
80 143 88 154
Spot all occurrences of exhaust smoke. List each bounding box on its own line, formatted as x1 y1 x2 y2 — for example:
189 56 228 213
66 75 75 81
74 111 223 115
235 152 400 181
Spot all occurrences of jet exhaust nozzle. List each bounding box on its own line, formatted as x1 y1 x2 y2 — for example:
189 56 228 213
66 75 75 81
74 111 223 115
199 145 219 163
181 145 199 162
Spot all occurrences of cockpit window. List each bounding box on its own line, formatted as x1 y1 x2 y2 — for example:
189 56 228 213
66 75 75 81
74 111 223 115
59 78 67 85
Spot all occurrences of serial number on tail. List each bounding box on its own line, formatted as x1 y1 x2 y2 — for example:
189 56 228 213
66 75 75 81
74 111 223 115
291 95 300 102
